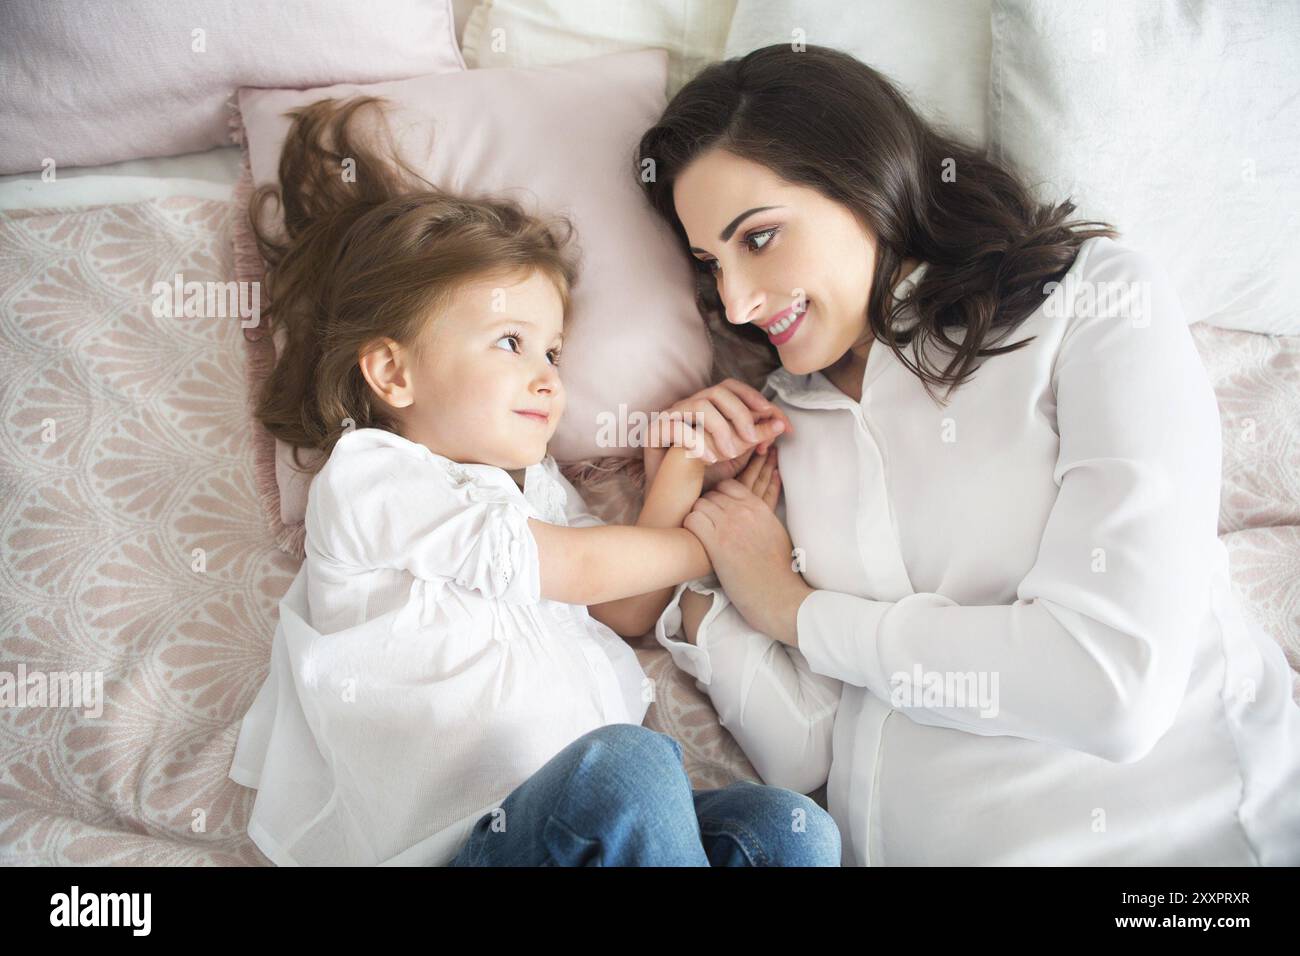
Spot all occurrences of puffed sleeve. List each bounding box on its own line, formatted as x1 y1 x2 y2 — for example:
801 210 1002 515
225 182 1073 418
545 458 605 529
796 244 1220 763
306 434 541 604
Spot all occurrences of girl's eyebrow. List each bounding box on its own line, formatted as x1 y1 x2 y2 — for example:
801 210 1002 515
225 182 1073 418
689 205 786 254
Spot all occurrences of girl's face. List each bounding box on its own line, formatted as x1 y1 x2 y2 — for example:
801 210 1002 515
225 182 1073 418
672 148 883 376
361 269 565 470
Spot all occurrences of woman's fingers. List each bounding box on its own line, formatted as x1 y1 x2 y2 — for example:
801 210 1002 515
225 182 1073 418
672 418 714 463
685 398 746 460
683 509 715 541
718 378 795 436
753 417 787 456
761 456 781 511
702 384 760 444
690 496 725 526
751 446 777 501
759 473 780 515
738 447 767 489
710 479 752 501
650 411 719 464
662 379 795 465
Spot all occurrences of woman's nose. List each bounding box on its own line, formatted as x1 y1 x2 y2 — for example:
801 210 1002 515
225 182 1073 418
719 271 764 325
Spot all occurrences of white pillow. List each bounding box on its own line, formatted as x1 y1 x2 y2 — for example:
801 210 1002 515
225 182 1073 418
989 0 1300 334
723 0 993 147
461 0 737 98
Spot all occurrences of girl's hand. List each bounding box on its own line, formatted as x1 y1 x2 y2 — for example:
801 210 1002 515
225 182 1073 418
643 378 794 491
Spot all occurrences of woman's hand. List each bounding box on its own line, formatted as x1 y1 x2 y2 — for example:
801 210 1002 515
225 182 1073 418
684 476 812 647
643 378 794 491
734 445 780 512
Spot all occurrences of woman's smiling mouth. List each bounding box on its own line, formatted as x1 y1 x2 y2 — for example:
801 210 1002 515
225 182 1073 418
760 298 809 345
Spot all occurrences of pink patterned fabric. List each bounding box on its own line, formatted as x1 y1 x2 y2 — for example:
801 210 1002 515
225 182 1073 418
1190 322 1300 696
0 198 1293 864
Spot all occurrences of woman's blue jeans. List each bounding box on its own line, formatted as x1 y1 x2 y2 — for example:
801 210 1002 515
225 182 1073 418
450 723 841 866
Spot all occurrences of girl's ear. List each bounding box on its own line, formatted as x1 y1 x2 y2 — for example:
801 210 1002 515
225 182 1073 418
358 338 415 410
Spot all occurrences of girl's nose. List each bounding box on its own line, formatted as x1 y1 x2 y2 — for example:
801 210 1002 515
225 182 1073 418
532 361 560 393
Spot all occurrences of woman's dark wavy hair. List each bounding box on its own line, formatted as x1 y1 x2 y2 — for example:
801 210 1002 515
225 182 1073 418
636 44 1118 402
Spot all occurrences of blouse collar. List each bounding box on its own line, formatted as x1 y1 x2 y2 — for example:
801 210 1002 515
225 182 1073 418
342 426 551 507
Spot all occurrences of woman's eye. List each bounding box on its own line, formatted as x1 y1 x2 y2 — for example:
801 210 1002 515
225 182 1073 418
747 226 778 251
698 226 779 274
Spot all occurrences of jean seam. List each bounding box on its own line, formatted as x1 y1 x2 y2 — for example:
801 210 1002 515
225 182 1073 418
696 817 772 866
543 811 605 866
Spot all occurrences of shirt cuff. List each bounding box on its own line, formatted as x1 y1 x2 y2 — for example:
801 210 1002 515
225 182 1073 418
652 574 726 686
795 588 893 697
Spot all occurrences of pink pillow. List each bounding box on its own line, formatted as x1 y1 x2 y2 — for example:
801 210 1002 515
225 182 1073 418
235 48 710 530
0 0 464 174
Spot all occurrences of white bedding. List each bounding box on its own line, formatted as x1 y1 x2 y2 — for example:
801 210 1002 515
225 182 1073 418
0 144 243 211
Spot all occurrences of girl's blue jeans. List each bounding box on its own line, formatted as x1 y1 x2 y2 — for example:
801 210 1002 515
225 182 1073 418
450 723 841 866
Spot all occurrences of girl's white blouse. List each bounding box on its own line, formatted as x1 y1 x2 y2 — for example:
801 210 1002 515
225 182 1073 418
655 236 1300 865
229 428 649 866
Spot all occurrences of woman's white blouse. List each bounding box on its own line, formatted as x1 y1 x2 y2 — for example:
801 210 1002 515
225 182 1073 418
229 428 649 866
655 237 1300 865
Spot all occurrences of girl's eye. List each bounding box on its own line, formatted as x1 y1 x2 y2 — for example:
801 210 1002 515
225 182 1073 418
698 226 779 274
496 332 561 367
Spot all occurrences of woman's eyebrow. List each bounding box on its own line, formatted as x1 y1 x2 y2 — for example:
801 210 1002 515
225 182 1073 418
689 205 786 254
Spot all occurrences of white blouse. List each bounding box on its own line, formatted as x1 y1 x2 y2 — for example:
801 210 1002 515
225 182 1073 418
655 237 1300 865
229 428 650 866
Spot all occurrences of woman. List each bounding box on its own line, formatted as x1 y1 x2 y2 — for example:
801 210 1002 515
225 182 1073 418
635 44 1300 865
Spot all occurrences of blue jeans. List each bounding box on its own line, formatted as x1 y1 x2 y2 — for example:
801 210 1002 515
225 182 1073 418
450 723 841 866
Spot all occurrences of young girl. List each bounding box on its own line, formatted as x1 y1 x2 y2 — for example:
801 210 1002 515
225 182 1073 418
226 97 840 867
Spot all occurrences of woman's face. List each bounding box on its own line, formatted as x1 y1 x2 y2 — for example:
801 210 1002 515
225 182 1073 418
673 148 884 376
